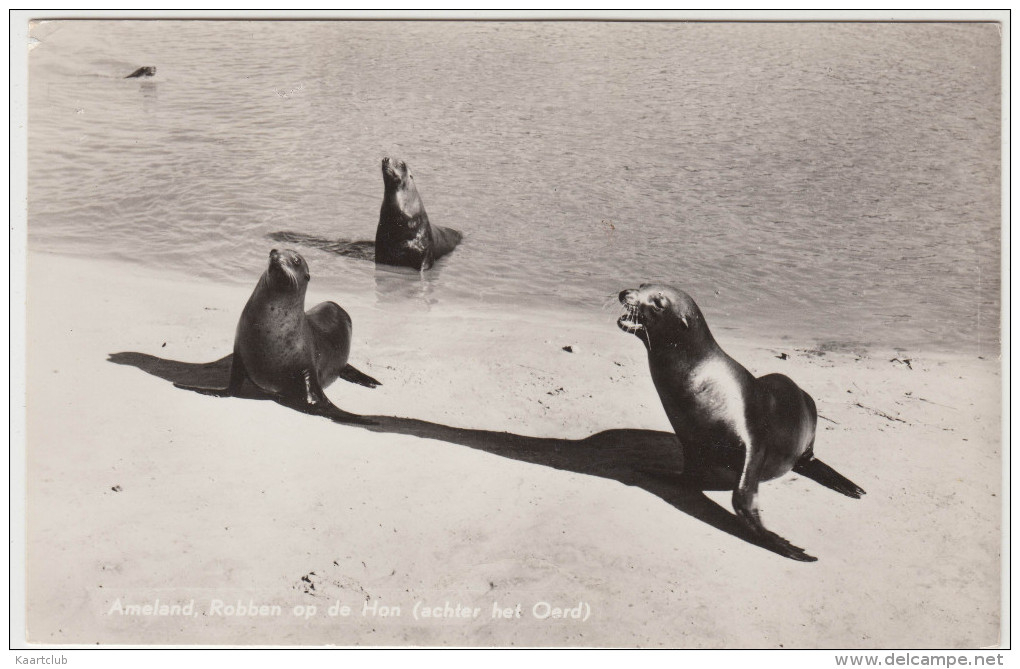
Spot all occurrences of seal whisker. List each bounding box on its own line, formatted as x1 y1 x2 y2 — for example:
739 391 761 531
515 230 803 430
600 293 621 311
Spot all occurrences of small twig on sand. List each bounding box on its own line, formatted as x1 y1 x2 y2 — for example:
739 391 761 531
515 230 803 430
908 395 957 410
818 414 839 425
890 357 913 369
853 402 908 424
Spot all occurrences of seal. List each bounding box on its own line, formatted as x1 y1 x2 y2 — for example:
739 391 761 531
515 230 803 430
126 66 156 78
618 284 865 561
175 249 380 424
375 157 462 270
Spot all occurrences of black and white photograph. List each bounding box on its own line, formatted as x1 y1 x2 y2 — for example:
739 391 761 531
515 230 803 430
13 11 1006 651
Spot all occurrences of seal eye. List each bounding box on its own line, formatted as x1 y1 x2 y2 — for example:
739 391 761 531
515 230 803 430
651 294 667 312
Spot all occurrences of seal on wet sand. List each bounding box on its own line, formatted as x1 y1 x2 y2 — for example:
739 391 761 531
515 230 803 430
175 249 380 424
375 157 462 270
618 284 865 561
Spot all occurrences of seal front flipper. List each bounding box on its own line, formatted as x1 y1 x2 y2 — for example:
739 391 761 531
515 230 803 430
298 369 377 425
338 364 381 388
733 476 817 562
174 350 248 397
317 403 377 426
757 529 818 563
794 457 866 499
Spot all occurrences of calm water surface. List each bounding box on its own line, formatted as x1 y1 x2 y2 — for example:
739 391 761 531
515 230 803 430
28 21 1001 353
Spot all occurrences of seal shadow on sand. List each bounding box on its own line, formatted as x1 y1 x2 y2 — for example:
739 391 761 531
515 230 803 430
108 351 804 561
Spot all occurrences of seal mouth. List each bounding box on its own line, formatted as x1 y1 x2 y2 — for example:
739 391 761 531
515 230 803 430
617 304 645 334
268 248 309 291
381 157 407 184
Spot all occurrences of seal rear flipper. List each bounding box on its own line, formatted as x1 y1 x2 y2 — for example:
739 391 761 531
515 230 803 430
338 364 381 388
430 225 462 259
794 457 866 499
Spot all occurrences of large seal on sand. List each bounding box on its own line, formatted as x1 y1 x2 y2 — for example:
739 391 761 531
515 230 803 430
375 157 462 270
175 249 380 424
618 284 865 561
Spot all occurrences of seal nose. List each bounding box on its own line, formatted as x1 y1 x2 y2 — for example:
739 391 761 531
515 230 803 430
270 248 279 260
619 289 635 305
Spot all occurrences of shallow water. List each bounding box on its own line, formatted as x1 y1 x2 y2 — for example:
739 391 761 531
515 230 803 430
27 20 1001 353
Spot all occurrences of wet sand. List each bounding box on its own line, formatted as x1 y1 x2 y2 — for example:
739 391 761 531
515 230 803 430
24 251 1002 647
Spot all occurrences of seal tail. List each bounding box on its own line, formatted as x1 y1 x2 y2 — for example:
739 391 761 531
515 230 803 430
794 458 866 499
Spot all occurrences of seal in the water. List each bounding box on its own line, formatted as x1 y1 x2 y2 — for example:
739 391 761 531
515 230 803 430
375 157 462 270
175 249 380 424
126 66 156 78
618 284 865 561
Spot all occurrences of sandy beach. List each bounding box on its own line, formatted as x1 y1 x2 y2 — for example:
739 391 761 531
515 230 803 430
24 250 1002 648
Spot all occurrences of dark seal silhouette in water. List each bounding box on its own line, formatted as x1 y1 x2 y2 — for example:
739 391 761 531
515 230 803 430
266 232 376 262
126 66 156 78
618 284 865 561
174 249 380 424
375 157 462 270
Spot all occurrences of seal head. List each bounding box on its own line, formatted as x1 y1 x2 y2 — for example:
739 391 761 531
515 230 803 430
265 248 311 292
618 284 709 352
